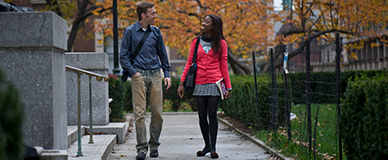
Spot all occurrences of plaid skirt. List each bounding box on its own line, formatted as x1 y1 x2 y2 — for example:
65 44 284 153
193 83 221 96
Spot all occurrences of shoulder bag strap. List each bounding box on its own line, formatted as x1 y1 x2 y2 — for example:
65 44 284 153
192 37 200 64
130 28 151 64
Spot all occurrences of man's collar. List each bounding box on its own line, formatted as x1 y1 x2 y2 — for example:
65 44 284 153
135 21 151 32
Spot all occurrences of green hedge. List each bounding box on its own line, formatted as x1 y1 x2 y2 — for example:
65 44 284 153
162 78 196 111
0 69 24 160
287 70 387 104
108 74 125 120
339 73 388 159
122 81 133 113
108 76 197 117
287 72 337 104
219 75 289 130
108 70 387 134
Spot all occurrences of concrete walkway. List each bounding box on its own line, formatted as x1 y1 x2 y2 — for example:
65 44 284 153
109 113 270 160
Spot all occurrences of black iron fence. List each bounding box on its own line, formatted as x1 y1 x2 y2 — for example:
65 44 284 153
255 33 344 159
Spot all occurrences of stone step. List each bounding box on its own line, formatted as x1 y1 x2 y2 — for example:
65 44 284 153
85 122 128 144
67 126 85 148
67 134 117 160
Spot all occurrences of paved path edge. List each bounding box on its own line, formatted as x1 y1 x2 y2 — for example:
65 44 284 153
217 117 292 160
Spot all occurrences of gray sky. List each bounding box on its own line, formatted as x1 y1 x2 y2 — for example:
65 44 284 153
274 0 283 11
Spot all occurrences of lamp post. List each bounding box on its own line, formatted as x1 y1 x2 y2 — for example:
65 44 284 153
112 0 120 75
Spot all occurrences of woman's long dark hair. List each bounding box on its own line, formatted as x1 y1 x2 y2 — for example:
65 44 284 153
198 14 225 55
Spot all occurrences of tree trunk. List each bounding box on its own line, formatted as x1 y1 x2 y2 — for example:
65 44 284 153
229 60 245 75
227 49 251 75
67 18 84 52
67 2 110 51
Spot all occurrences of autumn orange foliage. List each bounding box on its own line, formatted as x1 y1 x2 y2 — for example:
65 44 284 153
275 0 388 62
94 0 276 59
94 0 388 71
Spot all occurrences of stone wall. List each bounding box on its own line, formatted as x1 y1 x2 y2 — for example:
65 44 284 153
66 52 109 125
0 12 68 149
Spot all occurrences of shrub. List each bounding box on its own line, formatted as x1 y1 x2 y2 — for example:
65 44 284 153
286 70 387 105
122 81 133 113
339 73 388 159
163 78 196 111
108 74 125 120
0 69 24 160
219 75 289 130
108 76 196 114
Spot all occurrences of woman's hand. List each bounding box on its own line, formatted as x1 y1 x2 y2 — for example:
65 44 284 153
224 90 231 99
177 81 185 98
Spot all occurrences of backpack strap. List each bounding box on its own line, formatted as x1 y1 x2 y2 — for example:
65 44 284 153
192 37 200 64
130 27 151 64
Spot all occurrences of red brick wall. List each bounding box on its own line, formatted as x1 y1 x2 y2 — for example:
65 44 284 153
72 16 95 52
10 0 32 8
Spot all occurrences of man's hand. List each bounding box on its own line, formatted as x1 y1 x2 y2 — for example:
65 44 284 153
132 72 141 78
164 78 171 90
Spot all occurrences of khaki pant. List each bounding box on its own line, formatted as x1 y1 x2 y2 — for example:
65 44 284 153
131 69 163 153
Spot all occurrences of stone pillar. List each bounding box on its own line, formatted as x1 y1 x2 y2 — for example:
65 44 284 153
0 12 68 149
66 52 109 125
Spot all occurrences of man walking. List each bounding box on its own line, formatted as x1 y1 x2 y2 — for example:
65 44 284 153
120 1 171 160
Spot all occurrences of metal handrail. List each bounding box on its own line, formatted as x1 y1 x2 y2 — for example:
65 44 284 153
66 65 109 82
65 65 109 157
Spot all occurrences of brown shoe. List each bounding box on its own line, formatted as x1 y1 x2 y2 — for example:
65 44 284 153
196 149 210 156
210 152 219 158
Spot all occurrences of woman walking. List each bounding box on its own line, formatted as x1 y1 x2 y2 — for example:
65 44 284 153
177 14 232 158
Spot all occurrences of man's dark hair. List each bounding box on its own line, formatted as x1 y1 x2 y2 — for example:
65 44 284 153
199 14 225 55
136 1 155 20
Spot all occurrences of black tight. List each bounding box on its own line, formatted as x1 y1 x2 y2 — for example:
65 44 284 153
196 96 219 153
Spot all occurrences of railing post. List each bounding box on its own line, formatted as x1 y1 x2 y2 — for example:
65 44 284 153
270 48 279 132
283 45 292 141
88 75 94 144
305 39 312 157
77 72 83 157
252 51 261 131
336 32 342 160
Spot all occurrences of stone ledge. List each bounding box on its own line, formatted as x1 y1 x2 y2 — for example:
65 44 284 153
40 150 68 160
162 112 198 115
68 135 117 160
65 52 109 70
85 122 128 144
0 12 67 50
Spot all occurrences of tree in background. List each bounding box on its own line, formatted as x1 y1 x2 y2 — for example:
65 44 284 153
268 0 388 70
41 0 111 51
93 0 277 75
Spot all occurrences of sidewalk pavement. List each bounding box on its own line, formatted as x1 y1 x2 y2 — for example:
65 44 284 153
108 112 270 160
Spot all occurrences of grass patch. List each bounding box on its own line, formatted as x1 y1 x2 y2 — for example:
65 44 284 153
255 104 346 159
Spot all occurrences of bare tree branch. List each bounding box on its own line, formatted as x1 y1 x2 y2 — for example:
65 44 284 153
195 0 210 10
177 10 199 19
227 48 250 75
263 28 361 72
280 28 357 38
